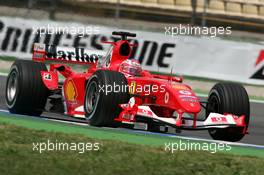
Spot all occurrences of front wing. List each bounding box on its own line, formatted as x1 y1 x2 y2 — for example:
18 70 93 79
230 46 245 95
116 105 247 132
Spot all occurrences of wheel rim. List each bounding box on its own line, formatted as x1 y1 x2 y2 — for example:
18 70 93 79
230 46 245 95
85 81 99 115
7 70 18 102
207 94 220 135
207 94 220 114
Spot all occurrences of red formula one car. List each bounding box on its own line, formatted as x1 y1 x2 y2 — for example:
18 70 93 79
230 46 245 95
5 31 250 142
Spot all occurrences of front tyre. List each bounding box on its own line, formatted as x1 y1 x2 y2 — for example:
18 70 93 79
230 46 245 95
206 83 250 142
84 70 129 126
5 60 49 116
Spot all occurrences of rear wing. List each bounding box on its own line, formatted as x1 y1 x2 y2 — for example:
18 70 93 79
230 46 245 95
32 43 106 65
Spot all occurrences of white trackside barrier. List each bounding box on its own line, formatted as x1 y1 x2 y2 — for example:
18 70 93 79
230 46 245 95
0 16 264 85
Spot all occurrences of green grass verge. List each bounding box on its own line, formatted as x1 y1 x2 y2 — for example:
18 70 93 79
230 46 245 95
151 71 264 87
193 88 264 101
0 113 264 159
1 119 264 175
151 71 264 101
0 56 16 61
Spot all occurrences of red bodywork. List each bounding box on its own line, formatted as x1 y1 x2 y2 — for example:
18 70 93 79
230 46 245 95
32 37 247 133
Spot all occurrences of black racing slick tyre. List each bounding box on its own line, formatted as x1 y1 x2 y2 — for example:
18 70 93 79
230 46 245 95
5 60 49 116
206 83 250 142
84 70 130 126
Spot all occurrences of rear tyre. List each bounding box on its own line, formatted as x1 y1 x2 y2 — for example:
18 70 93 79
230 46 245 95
5 60 49 116
84 70 130 126
206 83 250 142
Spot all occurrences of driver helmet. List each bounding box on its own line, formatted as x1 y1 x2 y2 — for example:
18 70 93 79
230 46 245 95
119 59 142 76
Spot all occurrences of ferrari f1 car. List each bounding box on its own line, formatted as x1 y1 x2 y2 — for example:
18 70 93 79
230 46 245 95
5 31 250 142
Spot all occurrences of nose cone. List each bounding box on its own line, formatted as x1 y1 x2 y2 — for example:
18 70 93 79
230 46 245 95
175 89 201 113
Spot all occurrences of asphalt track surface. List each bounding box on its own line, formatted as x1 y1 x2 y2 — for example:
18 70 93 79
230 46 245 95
0 75 263 145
